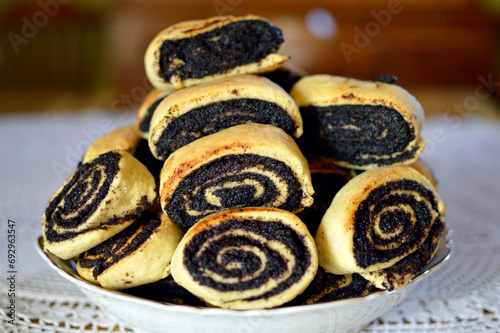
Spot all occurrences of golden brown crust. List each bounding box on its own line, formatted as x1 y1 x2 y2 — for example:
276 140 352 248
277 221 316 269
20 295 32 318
159 123 314 213
290 74 426 169
148 74 303 159
170 207 318 309
291 74 425 132
144 15 289 90
315 166 446 274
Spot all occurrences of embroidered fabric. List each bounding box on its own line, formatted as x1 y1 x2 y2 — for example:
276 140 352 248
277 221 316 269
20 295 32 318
0 111 499 332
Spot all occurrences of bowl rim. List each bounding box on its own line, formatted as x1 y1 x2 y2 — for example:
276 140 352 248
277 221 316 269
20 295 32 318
35 230 451 317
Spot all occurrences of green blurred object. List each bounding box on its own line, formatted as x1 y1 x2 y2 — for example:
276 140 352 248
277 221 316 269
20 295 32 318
479 0 500 15
0 0 113 93
0 0 113 13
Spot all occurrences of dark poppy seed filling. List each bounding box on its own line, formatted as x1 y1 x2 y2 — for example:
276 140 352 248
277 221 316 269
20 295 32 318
183 218 311 299
44 151 121 242
373 218 444 291
133 139 164 178
154 98 295 159
261 67 303 93
78 212 162 279
159 20 284 81
166 154 303 231
139 96 167 133
377 74 398 84
300 104 418 166
353 180 440 269
299 170 351 235
290 269 375 305
126 276 205 307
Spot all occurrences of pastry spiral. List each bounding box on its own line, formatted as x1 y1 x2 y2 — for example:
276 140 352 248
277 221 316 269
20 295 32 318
290 268 376 305
170 207 318 309
42 150 157 260
315 166 446 274
144 15 289 90
148 74 303 160
137 88 174 139
77 212 183 290
290 74 426 170
360 218 445 291
159 123 314 231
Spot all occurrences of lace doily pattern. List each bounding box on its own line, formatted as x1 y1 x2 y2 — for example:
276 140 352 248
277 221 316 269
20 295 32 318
1 112 499 332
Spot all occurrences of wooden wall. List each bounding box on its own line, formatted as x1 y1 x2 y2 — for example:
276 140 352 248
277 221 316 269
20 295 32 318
110 0 498 90
0 0 498 112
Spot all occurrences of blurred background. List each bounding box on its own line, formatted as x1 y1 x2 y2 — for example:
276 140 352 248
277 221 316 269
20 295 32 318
1 0 500 118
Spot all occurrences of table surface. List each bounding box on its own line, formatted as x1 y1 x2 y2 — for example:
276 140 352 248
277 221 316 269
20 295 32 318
0 109 499 333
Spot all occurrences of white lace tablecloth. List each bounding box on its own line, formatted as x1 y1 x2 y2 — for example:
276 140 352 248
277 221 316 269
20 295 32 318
0 110 499 333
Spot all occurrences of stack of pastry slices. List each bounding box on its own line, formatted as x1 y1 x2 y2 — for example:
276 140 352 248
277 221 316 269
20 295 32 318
42 14 446 310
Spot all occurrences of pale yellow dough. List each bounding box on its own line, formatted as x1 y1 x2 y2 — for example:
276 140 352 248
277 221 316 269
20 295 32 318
171 207 318 309
42 150 157 260
77 212 184 290
159 123 314 215
315 166 446 275
148 74 303 159
290 74 426 169
82 125 142 164
144 15 289 90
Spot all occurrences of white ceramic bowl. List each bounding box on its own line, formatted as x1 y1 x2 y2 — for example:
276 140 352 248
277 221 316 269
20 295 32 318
36 233 451 333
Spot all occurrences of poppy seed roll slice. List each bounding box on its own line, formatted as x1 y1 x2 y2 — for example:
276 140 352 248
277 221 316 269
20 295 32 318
159 123 314 231
144 15 289 90
170 207 318 309
149 74 302 160
77 211 183 290
42 150 157 260
290 74 426 170
315 166 446 275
